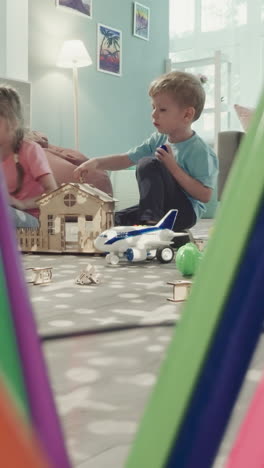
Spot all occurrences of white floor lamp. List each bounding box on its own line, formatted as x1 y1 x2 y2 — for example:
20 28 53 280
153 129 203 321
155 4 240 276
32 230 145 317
57 40 92 150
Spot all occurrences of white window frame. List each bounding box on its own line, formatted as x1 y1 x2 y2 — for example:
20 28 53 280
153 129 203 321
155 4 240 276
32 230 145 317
166 50 232 151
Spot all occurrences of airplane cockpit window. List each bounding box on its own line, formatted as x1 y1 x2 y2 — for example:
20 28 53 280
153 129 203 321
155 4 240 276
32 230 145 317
117 232 127 239
106 230 117 238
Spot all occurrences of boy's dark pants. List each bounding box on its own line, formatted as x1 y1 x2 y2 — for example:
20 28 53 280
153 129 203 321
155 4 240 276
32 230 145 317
115 157 197 231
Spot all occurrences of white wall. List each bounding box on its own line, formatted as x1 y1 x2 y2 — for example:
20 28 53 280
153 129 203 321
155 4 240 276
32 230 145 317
0 0 7 77
28 0 169 156
111 170 139 211
0 0 28 80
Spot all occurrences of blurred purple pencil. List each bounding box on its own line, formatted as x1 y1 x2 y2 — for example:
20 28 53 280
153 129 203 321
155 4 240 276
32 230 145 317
0 168 71 467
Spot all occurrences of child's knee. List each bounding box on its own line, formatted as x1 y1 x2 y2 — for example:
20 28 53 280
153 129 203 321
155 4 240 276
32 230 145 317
136 156 160 175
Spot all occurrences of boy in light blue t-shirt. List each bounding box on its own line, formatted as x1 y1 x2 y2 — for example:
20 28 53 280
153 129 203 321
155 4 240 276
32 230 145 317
74 71 219 231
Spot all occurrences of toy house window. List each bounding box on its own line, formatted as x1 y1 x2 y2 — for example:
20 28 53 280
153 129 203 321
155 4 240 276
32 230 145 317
64 194 76 207
85 215 93 232
65 216 78 222
106 212 113 229
48 215 55 235
61 217 65 249
65 216 78 244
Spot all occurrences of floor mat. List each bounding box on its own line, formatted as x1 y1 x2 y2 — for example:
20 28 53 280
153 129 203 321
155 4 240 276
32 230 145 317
23 253 184 337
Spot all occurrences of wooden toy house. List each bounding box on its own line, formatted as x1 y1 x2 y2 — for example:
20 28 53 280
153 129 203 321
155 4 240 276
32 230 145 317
17 183 117 253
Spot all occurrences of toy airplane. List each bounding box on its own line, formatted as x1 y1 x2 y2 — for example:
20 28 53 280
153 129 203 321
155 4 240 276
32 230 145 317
94 209 184 265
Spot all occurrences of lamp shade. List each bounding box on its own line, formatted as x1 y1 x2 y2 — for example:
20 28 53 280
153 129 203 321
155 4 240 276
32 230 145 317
56 40 92 68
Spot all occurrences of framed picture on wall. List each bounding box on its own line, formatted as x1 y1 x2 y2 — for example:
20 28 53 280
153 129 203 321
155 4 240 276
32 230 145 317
133 2 150 41
55 0 92 19
97 23 122 76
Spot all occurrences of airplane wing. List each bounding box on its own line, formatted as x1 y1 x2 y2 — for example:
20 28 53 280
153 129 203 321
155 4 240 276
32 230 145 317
137 231 188 249
137 239 174 249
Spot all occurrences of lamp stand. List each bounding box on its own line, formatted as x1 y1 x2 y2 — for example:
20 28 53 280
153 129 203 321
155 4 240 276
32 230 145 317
72 65 79 151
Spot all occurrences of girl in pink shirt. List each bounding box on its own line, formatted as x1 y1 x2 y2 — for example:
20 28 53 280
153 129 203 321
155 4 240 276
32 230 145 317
0 86 57 228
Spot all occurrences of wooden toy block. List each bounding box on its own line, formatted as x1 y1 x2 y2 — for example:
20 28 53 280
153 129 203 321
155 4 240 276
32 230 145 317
75 264 100 285
167 280 193 303
194 238 207 251
26 267 53 285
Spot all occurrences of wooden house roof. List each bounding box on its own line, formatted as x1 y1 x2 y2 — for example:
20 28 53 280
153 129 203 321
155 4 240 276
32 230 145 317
37 183 118 205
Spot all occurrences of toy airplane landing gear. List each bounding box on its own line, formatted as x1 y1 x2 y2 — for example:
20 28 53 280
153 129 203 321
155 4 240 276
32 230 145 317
105 253 120 265
156 246 174 263
105 246 174 266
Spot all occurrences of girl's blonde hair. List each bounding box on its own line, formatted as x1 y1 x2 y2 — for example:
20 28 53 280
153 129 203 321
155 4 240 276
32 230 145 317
149 71 206 122
0 85 25 194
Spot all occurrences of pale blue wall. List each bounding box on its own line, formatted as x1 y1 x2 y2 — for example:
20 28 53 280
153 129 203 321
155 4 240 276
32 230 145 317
0 0 7 77
28 0 169 157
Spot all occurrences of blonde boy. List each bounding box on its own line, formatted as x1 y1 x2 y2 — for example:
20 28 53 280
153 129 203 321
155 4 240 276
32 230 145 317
74 71 218 231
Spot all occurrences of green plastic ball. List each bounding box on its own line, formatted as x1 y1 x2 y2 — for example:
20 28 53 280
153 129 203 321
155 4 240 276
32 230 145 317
175 242 202 276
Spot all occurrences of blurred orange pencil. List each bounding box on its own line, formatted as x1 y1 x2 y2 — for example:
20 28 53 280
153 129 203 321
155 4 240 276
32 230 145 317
0 378 50 468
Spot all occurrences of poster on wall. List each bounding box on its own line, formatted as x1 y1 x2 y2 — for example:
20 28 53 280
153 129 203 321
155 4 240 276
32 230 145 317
56 0 92 18
97 24 122 76
133 2 150 41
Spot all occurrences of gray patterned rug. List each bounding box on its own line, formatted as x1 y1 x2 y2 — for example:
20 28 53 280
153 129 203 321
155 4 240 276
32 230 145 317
23 253 183 338
21 220 218 467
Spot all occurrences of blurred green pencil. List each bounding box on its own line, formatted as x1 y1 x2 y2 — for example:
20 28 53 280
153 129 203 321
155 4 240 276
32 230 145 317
0 255 29 417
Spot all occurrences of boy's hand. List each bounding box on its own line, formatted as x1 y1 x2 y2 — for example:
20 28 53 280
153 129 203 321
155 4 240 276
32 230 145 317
155 144 177 172
73 158 99 181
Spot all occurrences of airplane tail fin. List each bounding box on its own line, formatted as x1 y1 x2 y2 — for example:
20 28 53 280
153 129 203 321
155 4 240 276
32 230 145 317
156 210 178 230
